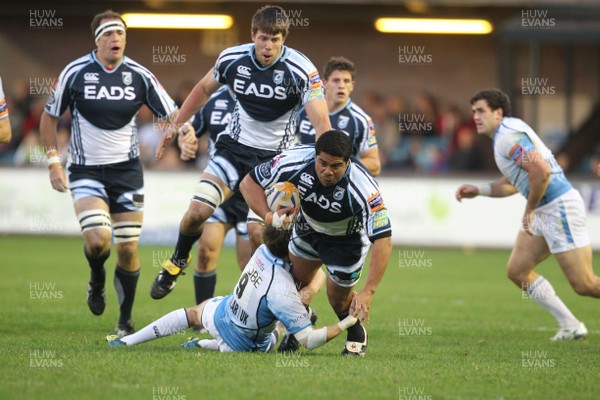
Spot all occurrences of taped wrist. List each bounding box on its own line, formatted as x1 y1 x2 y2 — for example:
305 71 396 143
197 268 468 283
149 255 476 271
477 183 492 196
337 315 358 331
294 326 328 350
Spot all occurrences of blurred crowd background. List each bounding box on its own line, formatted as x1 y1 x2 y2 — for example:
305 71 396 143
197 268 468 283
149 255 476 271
1 1 600 176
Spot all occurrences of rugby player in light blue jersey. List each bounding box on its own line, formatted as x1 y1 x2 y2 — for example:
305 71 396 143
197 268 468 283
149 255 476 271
456 88 599 340
150 5 331 301
108 225 359 353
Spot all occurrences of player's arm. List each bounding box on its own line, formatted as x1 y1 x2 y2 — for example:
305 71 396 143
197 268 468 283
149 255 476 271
294 312 359 350
240 174 271 221
156 69 220 159
353 235 392 323
0 78 11 143
519 148 550 233
304 98 331 139
40 111 68 192
0 117 10 143
358 148 381 176
455 176 518 202
239 174 293 228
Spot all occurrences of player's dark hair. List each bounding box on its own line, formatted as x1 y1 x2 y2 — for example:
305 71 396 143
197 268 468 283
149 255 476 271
324 57 356 81
315 130 352 161
251 5 289 38
263 225 291 259
470 89 512 117
91 10 127 37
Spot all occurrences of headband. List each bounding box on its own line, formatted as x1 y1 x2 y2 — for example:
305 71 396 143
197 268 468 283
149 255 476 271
94 20 126 41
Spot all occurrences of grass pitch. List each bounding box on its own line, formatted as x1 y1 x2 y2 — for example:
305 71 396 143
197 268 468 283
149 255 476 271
1 235 598 400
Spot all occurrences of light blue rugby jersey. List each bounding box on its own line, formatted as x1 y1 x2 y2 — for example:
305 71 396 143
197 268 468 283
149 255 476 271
213 244 312 352
493 117 572 207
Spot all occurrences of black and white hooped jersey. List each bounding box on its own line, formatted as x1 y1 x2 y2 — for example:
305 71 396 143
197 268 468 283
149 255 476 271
191 85 235 155
213 43 325 152
295 99 377 156
250 146 392 242
45 51 177 166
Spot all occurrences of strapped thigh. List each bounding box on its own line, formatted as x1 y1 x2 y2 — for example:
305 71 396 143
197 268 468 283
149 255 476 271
113 221 142 243
77 209 111 233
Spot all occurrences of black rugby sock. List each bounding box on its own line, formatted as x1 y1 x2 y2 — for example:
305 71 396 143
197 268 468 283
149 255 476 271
194 270 217 305
114 266 140 325
336 310 365 342
170 230 202 268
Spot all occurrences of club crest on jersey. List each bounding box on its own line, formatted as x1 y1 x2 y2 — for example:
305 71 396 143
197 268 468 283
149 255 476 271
273 70 284 85
337 115 350 130
333 186 345 201
121 72 132 85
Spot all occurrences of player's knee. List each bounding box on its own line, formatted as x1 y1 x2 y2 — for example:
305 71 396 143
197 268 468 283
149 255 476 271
185 307 201 326
84 230 111 256
115 241 138 266
85 238 110 258
196 246 217 273
79 209 112 255
506 264 527 285
185 203 213 228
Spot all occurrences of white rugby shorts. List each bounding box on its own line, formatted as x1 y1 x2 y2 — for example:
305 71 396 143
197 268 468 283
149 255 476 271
200 296 234 353
529 188 590 254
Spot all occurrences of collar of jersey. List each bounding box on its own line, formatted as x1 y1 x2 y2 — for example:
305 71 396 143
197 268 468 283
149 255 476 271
492 117 506 145
250 45 287 71
329 98 352 117
91 50 124 73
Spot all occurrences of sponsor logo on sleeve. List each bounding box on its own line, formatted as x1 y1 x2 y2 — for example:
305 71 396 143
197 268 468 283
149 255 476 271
370 209 390 232
368 192 384 212
308 71 322 89
510 144 524 163
368 120 375 135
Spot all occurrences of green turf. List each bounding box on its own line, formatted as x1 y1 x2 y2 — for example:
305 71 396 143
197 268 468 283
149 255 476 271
1 235 598 399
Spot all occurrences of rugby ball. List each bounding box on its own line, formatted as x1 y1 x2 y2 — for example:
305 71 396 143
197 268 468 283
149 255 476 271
266 182 300 212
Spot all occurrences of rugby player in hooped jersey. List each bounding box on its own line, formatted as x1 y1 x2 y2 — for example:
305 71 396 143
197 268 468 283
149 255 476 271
188 86 253 306
295 56 380 176
40 10 183 337
240 130 393 356
150 5 331 300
